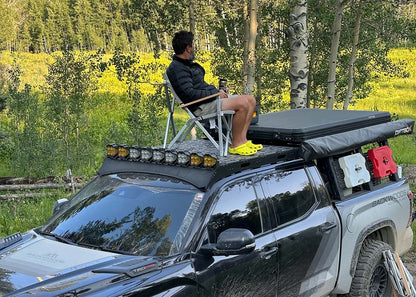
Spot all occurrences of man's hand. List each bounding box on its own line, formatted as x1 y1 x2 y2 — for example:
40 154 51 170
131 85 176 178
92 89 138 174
219 90 228 98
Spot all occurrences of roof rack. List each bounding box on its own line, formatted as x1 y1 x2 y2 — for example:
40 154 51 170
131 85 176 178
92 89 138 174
98 140 300 189
97 110 414 190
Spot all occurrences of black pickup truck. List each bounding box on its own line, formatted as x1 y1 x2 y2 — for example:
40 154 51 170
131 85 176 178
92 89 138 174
0 109 414 297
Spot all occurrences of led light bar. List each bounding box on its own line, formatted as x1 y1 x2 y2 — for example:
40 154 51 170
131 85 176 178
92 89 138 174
153 150 165 163
118 145 129 159
204 154 217 167
178 151 191 166
105 144 217 168
129 146 141 160
107 144 118 159
140 148 153 162
165 151 178 164
191 153 204 166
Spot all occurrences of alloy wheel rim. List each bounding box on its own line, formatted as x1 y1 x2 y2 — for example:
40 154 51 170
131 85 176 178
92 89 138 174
369 264 388 297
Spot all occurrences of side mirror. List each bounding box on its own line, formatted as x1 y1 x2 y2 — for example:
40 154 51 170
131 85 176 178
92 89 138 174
200 228 255 256
52 198 69 215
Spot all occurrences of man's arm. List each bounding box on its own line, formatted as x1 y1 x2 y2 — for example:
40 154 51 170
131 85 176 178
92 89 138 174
179 92 221 108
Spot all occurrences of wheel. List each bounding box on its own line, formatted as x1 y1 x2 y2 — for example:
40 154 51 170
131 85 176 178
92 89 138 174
347 239 393 297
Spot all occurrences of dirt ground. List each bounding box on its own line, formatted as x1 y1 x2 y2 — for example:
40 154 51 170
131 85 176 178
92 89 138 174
403 252 416 285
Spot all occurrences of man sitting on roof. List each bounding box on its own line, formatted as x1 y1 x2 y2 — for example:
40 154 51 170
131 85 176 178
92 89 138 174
166 30 262 156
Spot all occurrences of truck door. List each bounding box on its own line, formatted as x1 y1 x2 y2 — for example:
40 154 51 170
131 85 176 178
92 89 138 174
194 177 279 296
260 165 341 297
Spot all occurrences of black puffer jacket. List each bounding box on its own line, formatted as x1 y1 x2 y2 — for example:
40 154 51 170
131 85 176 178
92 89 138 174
166 56 218 112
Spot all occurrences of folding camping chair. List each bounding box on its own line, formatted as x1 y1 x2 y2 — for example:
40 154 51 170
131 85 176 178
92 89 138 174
162 73 234 156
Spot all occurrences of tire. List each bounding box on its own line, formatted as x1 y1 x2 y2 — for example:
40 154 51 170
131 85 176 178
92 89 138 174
347 239 393 297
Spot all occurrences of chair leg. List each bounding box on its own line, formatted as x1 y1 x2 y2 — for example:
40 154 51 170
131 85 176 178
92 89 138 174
179 122 196 142
223 114 233 157
194 121 221 152
218 113 224 156
163 111 172 148
168 113 232 157
168 119 193 149
163 86 177 148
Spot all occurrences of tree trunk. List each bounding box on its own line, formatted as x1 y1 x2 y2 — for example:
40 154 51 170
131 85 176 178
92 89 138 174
221 9 231 47
189 0 198 140
288 0 308 109
189 0 196 34
242 3 249 89
343 0 363 110
256 54 262 107
244 0 258 95
326 0 349 109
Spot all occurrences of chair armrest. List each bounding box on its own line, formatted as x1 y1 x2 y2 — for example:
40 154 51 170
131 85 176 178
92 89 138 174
179 92 221 108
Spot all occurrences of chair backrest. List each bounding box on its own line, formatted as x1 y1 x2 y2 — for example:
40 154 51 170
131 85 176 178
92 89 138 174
163 73 185 106
163 72 202 123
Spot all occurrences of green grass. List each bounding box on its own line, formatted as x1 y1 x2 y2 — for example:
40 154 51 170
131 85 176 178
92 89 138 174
351 48 416 164
0 51 52 89
0 190 71 238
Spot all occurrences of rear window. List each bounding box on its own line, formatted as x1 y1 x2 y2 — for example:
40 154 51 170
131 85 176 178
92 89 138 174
261 168 317 227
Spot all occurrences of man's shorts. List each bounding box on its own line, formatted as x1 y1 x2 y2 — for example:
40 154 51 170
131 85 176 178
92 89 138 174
193 99 224 117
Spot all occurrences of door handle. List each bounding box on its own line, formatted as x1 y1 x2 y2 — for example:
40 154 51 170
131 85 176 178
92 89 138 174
320 222 337 232
260 246 278 260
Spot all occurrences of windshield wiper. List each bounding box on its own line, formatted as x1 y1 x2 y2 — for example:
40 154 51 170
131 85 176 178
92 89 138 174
77 242 135 255
37 231 76 245
37 231 134 255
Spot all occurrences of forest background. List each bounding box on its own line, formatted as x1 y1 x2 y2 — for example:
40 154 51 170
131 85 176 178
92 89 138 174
0 0 416 179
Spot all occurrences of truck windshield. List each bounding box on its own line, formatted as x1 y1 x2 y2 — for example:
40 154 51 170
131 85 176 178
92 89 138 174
39 173 203 257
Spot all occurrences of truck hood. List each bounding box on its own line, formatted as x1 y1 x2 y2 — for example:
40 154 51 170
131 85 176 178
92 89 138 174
0 232 161 296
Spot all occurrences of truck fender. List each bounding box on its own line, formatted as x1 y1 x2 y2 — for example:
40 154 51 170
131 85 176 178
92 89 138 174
348 219 396 276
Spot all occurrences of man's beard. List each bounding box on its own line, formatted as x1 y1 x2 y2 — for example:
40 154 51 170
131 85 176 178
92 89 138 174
189 50 195 61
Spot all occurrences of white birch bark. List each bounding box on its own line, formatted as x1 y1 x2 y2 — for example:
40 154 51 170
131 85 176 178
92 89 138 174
221 10 231 47
288 0 308 109
326 0 349 109
343 0 363 110
244 0 258 95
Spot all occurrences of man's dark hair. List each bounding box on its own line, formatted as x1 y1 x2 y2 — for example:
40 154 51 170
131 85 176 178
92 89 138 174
172 31 194 55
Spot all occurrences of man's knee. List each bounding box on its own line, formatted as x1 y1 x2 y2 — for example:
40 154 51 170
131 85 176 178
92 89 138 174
223 95 255 111
243 95 256 108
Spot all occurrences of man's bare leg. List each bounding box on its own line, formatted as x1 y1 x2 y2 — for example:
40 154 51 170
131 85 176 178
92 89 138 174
221 95 256 148
240 95 256 137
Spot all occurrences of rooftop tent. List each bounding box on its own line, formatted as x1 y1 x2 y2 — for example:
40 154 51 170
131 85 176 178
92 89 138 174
300 118 414 161
247 109 391 143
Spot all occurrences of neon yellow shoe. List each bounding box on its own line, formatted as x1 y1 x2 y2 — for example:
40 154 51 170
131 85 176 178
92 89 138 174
247 140 263 151
229 142 257 156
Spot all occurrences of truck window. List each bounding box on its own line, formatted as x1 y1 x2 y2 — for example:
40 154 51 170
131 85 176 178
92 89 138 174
39 174 201 256
207 179 266 243
261 168 317 227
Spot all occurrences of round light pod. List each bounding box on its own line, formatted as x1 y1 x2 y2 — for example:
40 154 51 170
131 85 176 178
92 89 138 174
165 151 178 165
190 153 204 167
153 149 165 163
129 146 141 161
107 144 118 158
140 148 153 162
177 151 191 166
118 145 130 159
204 154 217 167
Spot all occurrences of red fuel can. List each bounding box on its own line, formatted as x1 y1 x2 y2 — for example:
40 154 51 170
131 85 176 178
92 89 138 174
367 146 397 178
